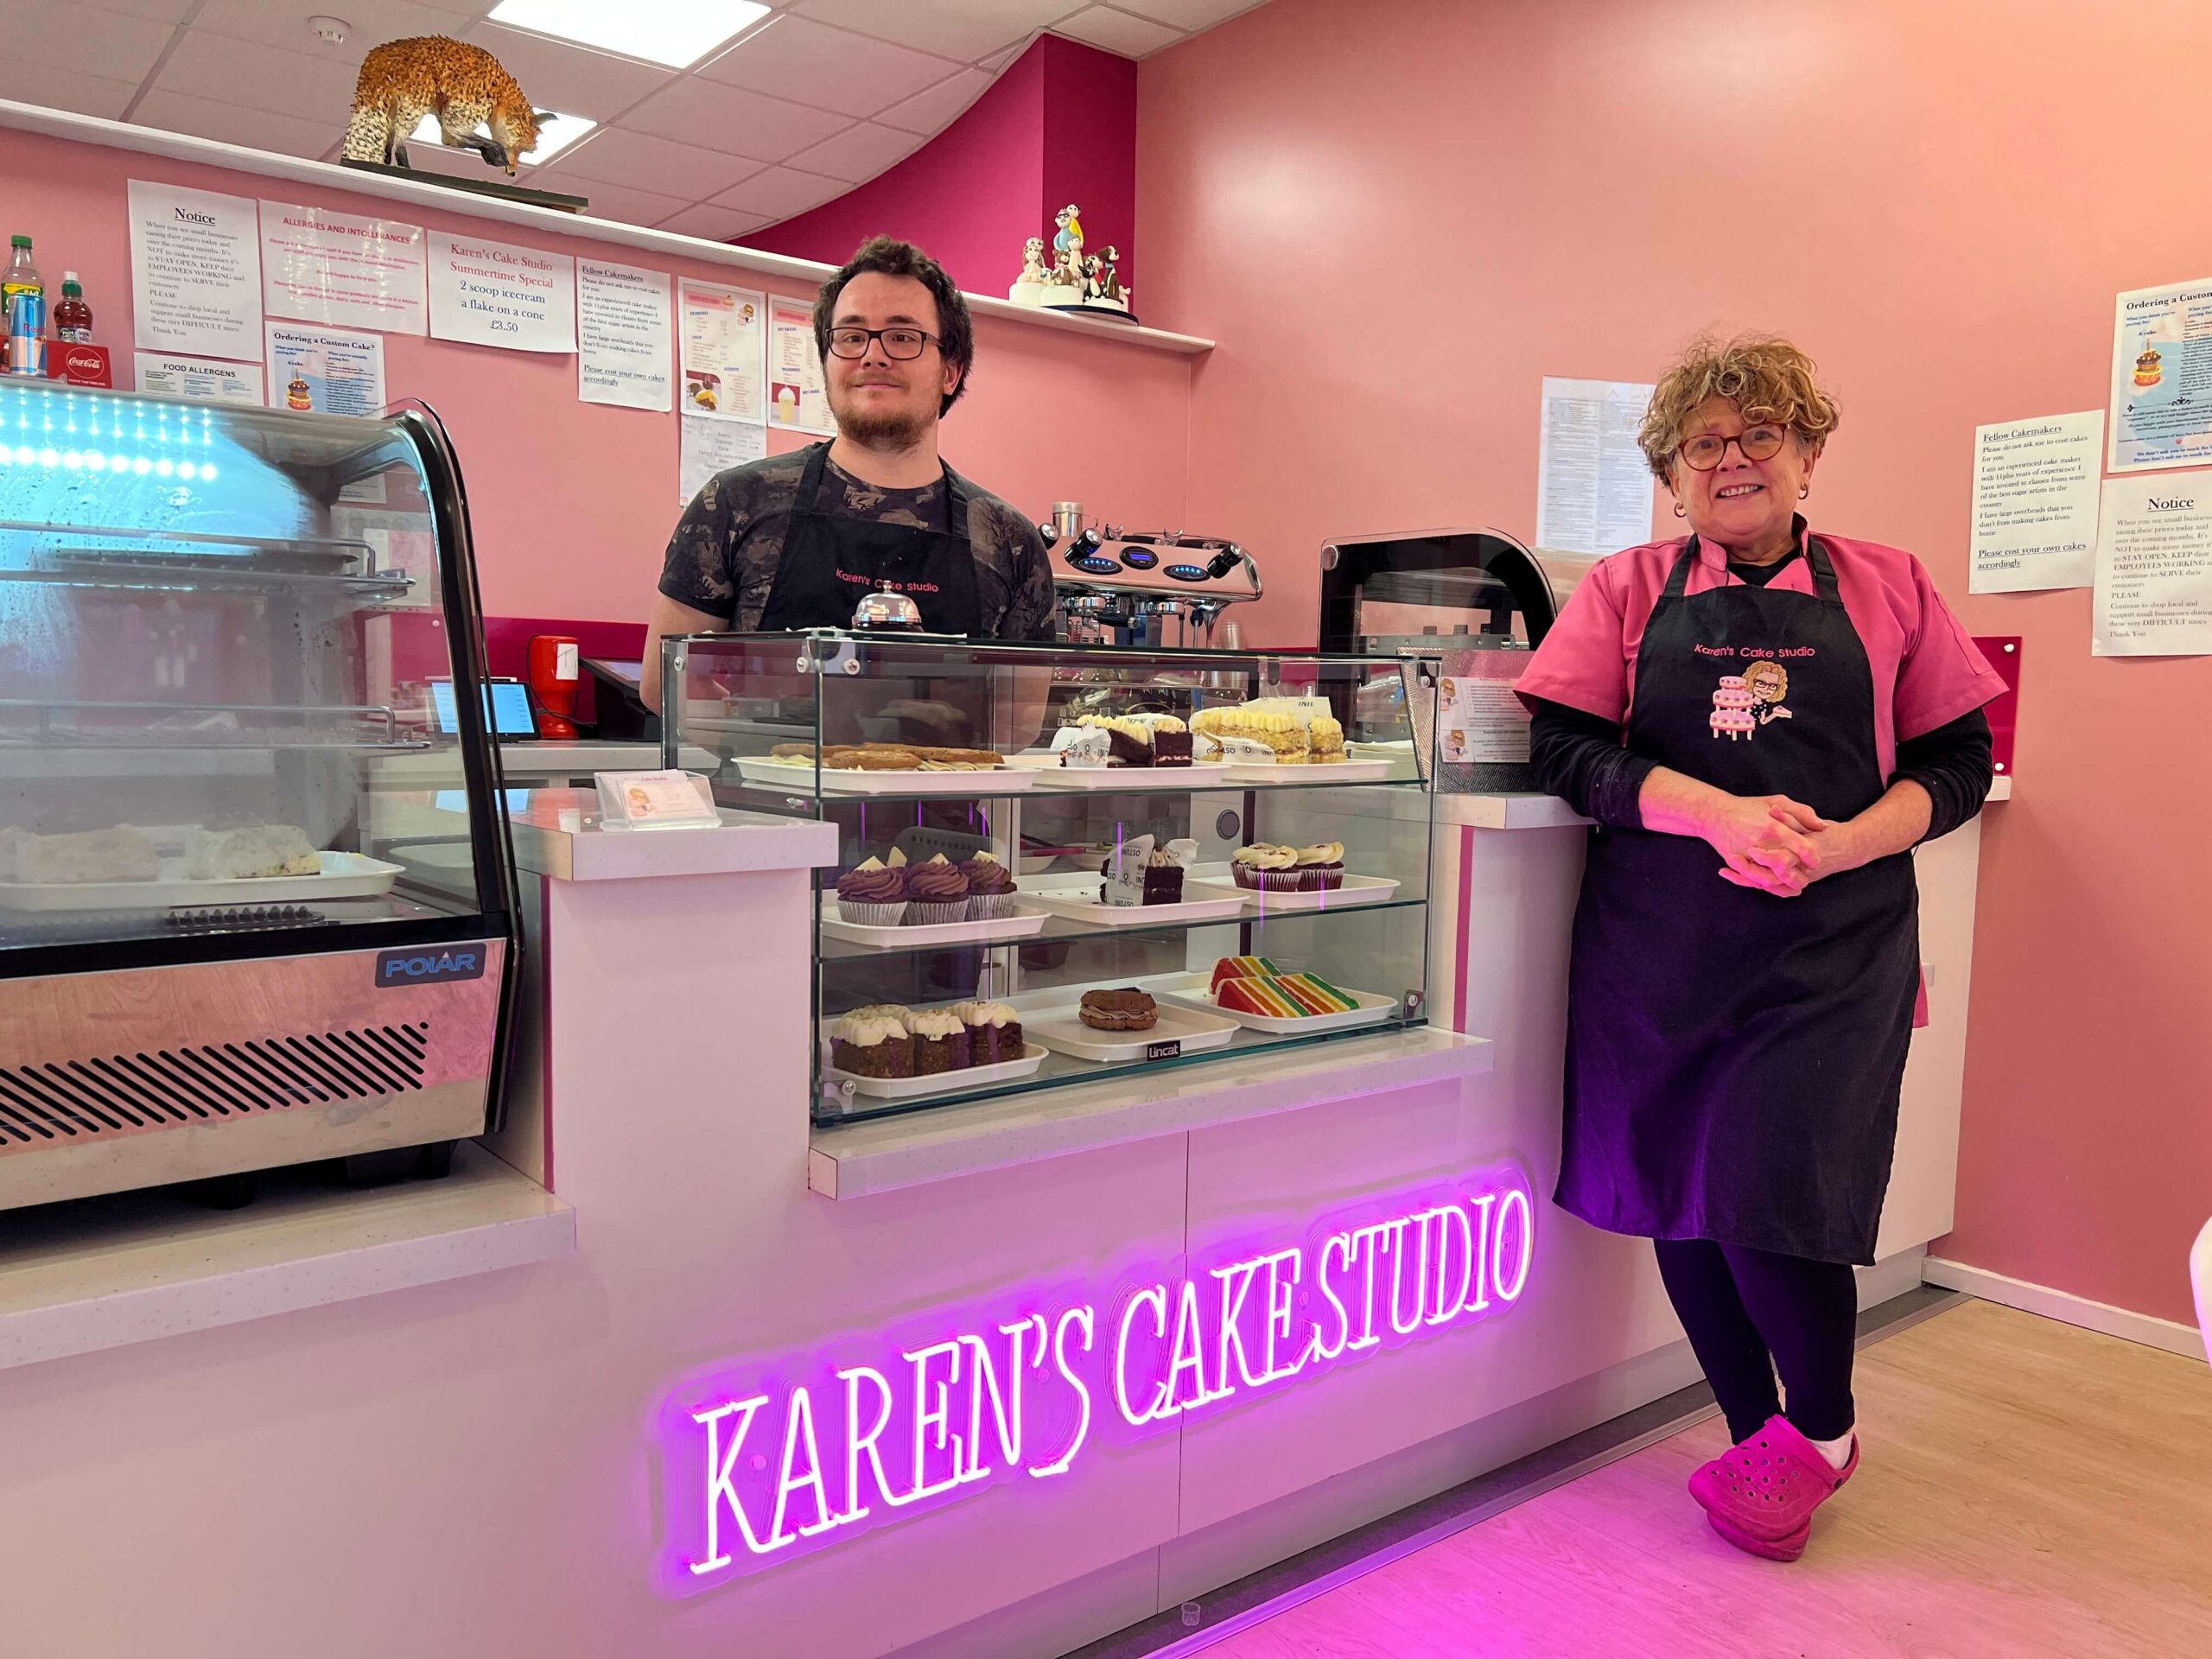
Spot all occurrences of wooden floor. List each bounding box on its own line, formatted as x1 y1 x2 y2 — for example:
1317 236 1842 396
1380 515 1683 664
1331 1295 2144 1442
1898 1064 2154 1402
1208 1300 2212 1659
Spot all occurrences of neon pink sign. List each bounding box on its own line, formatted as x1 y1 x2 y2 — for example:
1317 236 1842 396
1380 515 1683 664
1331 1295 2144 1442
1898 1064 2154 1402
653 1169 1535 1592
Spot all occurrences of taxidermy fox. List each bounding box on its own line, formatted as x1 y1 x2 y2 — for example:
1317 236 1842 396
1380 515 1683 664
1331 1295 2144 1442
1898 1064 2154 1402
343 37 550 177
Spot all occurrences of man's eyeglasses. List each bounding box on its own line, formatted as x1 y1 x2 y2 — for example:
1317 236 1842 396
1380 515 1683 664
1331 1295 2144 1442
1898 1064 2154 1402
826 327 940 360
1678 424 1789 471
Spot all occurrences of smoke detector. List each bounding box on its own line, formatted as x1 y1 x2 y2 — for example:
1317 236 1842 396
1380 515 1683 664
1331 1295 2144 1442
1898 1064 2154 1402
307 16 351 46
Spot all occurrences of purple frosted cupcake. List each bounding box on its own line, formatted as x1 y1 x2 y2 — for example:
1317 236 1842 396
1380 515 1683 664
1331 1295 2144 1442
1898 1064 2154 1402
960 851 1018 920
903 853 971 925
836 856 907 926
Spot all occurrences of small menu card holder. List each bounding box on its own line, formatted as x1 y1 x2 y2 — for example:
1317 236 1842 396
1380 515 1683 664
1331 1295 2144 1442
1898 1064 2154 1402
594 770 721 830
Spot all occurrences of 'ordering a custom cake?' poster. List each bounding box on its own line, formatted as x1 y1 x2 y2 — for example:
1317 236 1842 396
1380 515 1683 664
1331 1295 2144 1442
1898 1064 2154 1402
2108 278 2212 474
769 294 835 436
264 322 385 417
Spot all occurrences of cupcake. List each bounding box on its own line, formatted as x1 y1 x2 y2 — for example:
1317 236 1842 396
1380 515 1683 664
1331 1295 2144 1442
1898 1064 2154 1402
1231 842 1300 892
830 1007 912 1077
1294 841 1346 891
908 1007 971 1074
836 856 907 926
903 853 970 925
960 851 1018 920
950 1001 1024 1065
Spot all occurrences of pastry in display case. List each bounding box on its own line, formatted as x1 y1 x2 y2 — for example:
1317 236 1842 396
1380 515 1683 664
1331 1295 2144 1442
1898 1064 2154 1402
664 634 1436 1122
0 380 519 1209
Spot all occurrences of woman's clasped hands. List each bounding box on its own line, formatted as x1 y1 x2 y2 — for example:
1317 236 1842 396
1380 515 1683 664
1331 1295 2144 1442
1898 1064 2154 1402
1705 793 1851 898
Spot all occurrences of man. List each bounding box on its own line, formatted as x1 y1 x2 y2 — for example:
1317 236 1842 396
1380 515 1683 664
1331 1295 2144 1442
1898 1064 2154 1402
642 237 1054 712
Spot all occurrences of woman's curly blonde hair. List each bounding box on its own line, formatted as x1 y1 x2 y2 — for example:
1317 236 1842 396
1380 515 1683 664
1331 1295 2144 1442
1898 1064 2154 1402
1637 334 1840 481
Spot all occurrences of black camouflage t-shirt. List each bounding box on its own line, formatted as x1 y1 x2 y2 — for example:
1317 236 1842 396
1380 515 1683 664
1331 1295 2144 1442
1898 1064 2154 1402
658 447 1057 639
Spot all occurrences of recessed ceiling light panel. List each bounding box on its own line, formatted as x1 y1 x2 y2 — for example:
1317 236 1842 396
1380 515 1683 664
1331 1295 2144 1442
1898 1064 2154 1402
486 0 771 69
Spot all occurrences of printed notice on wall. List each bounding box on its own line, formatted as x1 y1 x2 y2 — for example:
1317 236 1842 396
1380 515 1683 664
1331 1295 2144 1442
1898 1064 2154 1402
1536 378 1656 555
678 414 766 505
128 181 263 360
2108 278 2212 474
132 352 263 406
578 260 673 411
1969 410 2104 593
428 232 576 353
258 200 427 334
677 280 765 421
264 322 386 417
2092 474 2212 656
769 294 835 436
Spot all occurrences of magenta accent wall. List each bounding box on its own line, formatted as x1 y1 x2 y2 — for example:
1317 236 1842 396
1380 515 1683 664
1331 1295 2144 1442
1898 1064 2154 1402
749 36 1138 301
0 125 1192 627
1135 0 2212 1325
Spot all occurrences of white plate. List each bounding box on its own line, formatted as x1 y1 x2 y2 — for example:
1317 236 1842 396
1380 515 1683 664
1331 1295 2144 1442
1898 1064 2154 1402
1223 758 1395 785
1025 1001 1241 1062
824 1040 1049 1100
1146 969 1400 1034
819 899 1050 949
1027 761 1234 790
0 850 404 912
1017 882 1249 928
1183 873 1402 912
736 757 1034 795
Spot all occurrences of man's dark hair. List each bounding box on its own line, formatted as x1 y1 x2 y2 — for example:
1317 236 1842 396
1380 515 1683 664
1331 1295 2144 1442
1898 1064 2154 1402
813 236 975 417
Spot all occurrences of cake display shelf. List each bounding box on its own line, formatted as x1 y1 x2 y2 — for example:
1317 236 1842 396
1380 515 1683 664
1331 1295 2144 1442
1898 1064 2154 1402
817 895 1428 962
0 522 374 563
0 699 430 752
0 851 404 912
0 562 414 601
734 771 1428 805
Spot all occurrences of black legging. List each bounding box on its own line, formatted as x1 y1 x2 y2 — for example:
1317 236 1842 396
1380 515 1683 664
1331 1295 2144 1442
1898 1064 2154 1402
1653 1239 1857 1444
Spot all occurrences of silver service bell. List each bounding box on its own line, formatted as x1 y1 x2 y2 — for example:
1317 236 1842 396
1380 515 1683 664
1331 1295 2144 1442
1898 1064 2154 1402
850 587 922 631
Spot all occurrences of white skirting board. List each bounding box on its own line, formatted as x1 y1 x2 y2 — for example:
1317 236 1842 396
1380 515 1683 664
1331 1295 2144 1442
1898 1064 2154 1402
1922 1255 2207 1361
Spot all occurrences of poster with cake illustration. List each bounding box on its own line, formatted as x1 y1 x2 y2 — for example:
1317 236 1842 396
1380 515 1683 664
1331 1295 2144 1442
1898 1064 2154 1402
262 321 385 416
2108 277 2212 473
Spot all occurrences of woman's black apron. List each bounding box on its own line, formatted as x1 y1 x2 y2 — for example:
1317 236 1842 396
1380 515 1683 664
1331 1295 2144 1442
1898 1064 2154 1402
756 442 982 635
1556 536 1918 1264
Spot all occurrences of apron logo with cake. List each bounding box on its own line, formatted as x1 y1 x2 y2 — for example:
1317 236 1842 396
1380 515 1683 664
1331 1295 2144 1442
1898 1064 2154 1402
1708 660 1792 740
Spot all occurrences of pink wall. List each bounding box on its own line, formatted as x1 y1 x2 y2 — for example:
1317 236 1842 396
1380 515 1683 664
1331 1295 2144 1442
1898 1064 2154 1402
752 36 1138 299
0 125 1191 625
1136 0 2212 1324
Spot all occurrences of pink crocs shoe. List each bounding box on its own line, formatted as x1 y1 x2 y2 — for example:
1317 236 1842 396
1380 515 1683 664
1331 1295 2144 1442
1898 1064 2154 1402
1687 1414 1857 1561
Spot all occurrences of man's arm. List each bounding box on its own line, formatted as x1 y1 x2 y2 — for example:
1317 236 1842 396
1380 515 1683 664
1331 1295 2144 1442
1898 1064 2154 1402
641 594 727 715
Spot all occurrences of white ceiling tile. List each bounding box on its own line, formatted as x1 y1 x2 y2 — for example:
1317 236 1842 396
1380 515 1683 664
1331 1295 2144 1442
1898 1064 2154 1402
0 61 142 120
534 177 693 229
696 16 959 117
1052 6 1182 57
975 43 1021 72
156 29 360 124
658 202 774 242
708 164 844 219
548 126 765 198
784 120 919 183
1112 0 1266 29
873 67 989 134
624 77 851 162
8 0 178 81
131 88 335 158
190 0 475 60
79 0 195 22
459 23 677 120
793 0 1070 63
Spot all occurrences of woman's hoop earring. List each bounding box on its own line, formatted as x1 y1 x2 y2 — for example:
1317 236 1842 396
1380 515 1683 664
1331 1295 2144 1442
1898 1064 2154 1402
1798 486 1809 499
1673 501 1687 518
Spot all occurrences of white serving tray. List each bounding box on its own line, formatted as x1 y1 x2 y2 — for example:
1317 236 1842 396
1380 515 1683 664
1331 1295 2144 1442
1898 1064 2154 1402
1017 881 1249 928
0 850 404 912
1184 872 1402 912
1223 757 1395 785
1147 969 1400 1035
737 756 1034 795
1025 1001 1241 1062
824 1040 1048 1100
818 898 1050 949
1026 761 1234 790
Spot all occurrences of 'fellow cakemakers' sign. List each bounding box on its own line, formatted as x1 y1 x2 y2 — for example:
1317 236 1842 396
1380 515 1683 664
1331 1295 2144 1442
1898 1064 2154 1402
653 1169 1536 1592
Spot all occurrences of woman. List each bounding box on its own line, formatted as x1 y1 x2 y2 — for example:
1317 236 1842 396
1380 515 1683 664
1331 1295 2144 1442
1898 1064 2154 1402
1517 336 2003 1561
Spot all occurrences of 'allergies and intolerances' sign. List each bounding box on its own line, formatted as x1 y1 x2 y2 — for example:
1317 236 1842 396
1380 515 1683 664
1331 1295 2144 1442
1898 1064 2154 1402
653 1169 1536 1593
428 232 575 353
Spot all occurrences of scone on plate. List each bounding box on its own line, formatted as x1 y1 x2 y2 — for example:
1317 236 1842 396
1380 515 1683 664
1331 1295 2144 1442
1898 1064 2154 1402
17 825 161 884
186 824 321 880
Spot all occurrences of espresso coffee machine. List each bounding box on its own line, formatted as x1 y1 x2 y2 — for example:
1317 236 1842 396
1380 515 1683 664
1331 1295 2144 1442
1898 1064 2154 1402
1040 501 1260 647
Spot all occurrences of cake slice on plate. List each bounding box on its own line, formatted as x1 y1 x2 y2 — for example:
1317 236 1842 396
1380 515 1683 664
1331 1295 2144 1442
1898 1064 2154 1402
185 824 321 880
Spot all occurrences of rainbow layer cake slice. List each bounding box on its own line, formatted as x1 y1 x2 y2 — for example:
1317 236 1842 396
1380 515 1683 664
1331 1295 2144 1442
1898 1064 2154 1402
1210 954 1281 994
1214 970 1362 1019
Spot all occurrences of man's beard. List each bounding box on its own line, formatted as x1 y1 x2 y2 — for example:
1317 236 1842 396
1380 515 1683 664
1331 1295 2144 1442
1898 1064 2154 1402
831 391 931 449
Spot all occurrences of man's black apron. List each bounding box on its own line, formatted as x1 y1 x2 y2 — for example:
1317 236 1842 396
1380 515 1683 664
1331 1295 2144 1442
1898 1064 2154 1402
756 442 982 634
1556 536 1919 1264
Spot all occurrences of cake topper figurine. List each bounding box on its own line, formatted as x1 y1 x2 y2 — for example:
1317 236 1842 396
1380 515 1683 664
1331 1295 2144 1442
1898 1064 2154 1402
1052 204 1085 283
1009 207 1135 322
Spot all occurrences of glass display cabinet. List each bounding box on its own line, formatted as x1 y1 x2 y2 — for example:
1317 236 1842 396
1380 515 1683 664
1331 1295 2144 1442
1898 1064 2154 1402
0 380 519 1209
664 634 1436 1122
